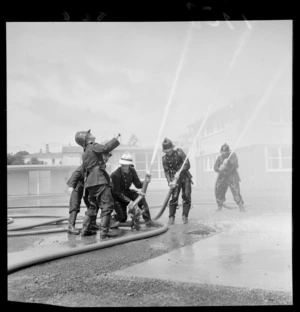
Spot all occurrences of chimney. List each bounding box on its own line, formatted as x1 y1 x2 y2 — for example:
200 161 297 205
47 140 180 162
46 144 49 153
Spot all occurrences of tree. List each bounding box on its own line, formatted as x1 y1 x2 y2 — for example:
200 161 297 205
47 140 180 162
26 157 44 165
7 153 14 165
7 151 29 165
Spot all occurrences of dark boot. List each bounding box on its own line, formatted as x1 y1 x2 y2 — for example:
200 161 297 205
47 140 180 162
239 202 246 212
168 204 176 225
67 211 80 235
110 214 119 229
81 215 97 236
89 216 100 231
141 205 153 227
182 204 190 224
100 215 119 239
168 216 175 225
182 215 188 224
216 202 223 211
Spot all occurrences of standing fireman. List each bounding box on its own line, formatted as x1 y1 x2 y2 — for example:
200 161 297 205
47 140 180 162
110 153 153 228
214 143 245 212
75 129 121 238
162 138 193 225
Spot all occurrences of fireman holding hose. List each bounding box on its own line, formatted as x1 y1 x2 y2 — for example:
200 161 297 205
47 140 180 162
214 143 246 212
162 138 193 225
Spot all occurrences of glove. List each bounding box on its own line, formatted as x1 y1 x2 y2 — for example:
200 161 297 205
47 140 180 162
223 158 229 165
127 200 135 213
137 190 146 196
145 172 151 183
174 171 180 180
219 164 227 171
68 187 74 195
169 181 177 189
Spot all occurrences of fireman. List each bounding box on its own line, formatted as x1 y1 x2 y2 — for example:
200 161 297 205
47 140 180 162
214 143 246 212
162 138 193 225
110 152 153 229
66 164 90 235
75 129 121 238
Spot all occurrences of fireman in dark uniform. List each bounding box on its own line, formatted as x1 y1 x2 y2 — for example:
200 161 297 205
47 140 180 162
75 129 121 238
162 138 193 225
214 143 245 212
110 153 153 228
66 164 90 235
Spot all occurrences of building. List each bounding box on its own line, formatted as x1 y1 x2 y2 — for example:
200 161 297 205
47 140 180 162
185 94 292 191
8 144 176 196
24 144 63 165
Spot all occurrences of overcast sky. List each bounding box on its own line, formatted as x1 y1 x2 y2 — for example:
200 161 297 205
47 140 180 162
7 20 292 154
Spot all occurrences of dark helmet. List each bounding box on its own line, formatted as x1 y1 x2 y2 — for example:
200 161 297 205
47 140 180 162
220 143 230 152
162 138 174 153
75 129 92 148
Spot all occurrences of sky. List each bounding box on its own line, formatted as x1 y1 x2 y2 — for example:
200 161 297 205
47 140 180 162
7 20 292 154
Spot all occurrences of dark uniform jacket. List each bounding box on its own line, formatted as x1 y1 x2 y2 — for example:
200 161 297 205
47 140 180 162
110 166 143 204
67 165 84 191
162 147 193 183
82 138 120 188
214 152 241 182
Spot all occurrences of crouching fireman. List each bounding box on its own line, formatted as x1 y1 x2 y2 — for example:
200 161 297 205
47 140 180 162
110 152 153 230
66 164 90 235
75 129 121 239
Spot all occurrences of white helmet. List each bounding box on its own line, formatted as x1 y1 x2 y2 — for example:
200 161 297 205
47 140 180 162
119 152 133 165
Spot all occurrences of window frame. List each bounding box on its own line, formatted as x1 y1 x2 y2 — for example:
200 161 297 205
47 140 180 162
203 154 218 172
134 152 165 180
265 145 292 172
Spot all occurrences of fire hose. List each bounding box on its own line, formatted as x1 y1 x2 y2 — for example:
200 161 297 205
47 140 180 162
7 174 170 274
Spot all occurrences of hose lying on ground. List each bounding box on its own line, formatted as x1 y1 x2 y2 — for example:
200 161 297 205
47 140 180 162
8 222 168 274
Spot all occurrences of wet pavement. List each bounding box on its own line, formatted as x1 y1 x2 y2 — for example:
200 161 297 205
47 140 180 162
114 213 292 292
7 191 292 294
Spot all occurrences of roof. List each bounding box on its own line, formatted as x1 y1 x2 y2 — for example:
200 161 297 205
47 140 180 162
62 146 83 153
24 152 62 159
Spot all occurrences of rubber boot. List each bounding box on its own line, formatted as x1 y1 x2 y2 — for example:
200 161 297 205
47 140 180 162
216 203 223 212
81 215 97 236
168 216 175 225
239 202 246 212
110 214 120 229
100 215 119 239
141 205 153 227
168 204 176 225
182 205 190 224
67 211 80 235
89 216 100 231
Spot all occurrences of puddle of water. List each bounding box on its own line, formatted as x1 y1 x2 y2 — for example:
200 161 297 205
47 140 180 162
114 214 292 292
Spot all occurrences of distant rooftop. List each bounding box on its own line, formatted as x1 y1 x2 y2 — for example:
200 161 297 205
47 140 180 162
62 146 83 153
24 152 62 159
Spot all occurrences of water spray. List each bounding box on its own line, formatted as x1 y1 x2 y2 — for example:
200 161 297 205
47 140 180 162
226 62 288 162
153 27 254 220
130 23 194 211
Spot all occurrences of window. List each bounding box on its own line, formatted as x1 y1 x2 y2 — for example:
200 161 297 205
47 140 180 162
201 120 225 138
203 154 218 172
134 152 165 179
265 146 292 172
